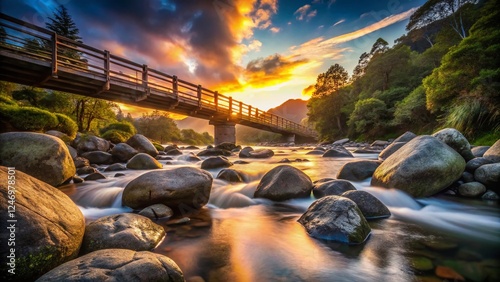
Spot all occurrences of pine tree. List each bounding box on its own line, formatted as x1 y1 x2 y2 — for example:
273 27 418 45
46 5 82 43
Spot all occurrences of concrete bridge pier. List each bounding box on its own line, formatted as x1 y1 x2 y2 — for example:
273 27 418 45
210 121 236 145
282 133 295 144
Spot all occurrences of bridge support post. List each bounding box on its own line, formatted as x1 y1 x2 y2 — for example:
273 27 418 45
209 121 236 145
282 133 295 144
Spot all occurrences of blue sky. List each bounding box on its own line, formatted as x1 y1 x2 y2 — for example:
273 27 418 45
1 0 427 110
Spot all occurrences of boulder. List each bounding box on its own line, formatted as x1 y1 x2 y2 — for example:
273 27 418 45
458 182 486 198
483 140 500 162
336 160 381 181
239 147 254 158
466 157 493 173
73 133 110 154
45 130 69 140
66 145 78 159
0 167 84 281
482 190 499 200
474 163 500 188
393 131 417 143
104 163 127 171
378 142 407 160
371 136 466 198
216 168 249 183
76 166 97 175
250 149 275 158
215 142 239 151
84 172 106 181
332 138 349 145
370 140 390 147
432 128 474 161
73 157 89 168
126 134 158 157
80 213 165 254
111 143 138 162
178 153 202 162
81 151 113 165
312 179 356 198
126 153 162 170
298 196 371 244
0 132 75 186
166 148 183 156
254 165 313 201
36 249 184 282
122 167 213 210
197 148 232 157
340 190 391 219
322 146 354 158
461 171 475 183
201 156 233 169
313 177 336 184
313 146 326 151
471 146 490 157
184 145 199 150
138 204 174 220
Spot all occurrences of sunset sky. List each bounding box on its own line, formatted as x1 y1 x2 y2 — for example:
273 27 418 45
2 0 426 113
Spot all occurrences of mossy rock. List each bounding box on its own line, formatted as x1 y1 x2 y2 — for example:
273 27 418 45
101 129 130 144
0 105 58 132
410 256 434 272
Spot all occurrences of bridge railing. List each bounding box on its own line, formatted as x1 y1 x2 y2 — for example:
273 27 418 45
0 13 317 137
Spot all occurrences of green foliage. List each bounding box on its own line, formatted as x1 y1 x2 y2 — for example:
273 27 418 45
348 98 388 137
12 88 46 106
1 105 58 132
373 87 410 108
0 95 17 105
100 121 136 136
46 5 82 42
54 113 78 138
471 131 500 146
180 129 214 145
134 110 181 143
312 64 349 98
392 85 435 133
101 129 129 144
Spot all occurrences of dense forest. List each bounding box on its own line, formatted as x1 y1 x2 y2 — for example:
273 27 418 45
0 6 213 145
307 0 499 145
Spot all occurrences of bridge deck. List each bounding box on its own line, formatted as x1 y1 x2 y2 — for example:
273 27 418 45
0 13 317 138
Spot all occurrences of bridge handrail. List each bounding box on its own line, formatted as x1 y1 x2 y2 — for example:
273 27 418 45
0 13 317 137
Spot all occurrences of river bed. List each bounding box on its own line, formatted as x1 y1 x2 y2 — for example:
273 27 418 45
61 147 500 282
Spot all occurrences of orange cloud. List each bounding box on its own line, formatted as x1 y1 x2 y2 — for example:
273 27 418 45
302 84 315 97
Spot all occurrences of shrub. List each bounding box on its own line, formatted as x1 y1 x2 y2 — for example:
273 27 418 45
2 106 58 132
54 113 78 138
152 142 165 151
0 96 17 105
100 121 136 136
101 129 128 144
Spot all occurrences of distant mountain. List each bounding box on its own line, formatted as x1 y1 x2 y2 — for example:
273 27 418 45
267 99 308 124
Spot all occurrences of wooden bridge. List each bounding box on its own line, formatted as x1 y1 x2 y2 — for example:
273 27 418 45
0 13 317 144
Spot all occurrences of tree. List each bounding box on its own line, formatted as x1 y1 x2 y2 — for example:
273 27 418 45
423 0 500 136
352 38 388 82
312 64 349 98
406 0 479 40
74 97 117 132
134 110 181 143
46 5 82 42
347 98 389 137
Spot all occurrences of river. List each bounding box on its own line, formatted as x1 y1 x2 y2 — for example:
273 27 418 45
60 146 500 282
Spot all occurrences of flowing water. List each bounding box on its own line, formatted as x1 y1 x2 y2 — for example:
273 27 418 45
61 147 500 282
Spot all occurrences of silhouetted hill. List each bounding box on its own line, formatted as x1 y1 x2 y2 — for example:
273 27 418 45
267 99 308 123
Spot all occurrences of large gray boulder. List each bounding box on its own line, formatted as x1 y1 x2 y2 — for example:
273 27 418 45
432 128 474 161
197 148 231 157
340 190 391 219
73 133 110 154
111 143 138 162
216 168 249 183
254 165 313 201
0 167 85 281
336 160 381 181
122 167 213 211
126 134 158 157
298 196 371 244
0 132 76 186
322 146 354 158
80 213 165 254
371 136 466 197
312 179 356 198
458 182 486 198
465 157 493 173
36 249 184 282
472 146 490 157
138 204 174 220
81 151 113 165
483 140 500 162
126 153 163 170
239 147 274 158
201 156 233 169
474 163 500 189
